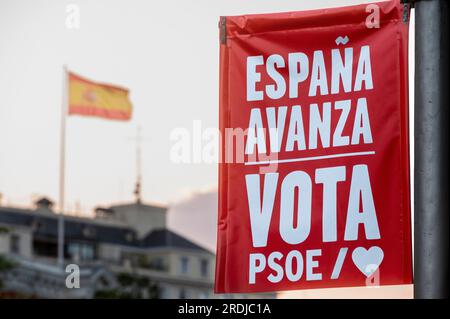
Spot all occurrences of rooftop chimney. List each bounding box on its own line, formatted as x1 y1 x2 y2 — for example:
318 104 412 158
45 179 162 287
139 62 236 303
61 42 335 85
34 197 54 211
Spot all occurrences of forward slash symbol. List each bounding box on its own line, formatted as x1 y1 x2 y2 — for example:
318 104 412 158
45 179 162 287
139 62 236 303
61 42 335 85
331 247 348 279
335 36 349 45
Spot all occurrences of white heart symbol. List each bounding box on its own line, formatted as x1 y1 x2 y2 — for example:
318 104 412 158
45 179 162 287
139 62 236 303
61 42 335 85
352 246 384 277
335 35 349 45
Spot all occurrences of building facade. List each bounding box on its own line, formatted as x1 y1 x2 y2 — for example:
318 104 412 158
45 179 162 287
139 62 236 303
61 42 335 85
0 198 271 299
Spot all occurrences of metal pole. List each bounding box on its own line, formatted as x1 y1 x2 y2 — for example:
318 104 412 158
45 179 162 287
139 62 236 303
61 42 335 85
58 65 68 269
414 0 449 298
135 125 142 203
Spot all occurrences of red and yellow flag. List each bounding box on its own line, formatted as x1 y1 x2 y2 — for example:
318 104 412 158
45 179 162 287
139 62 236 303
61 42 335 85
68 72 132 121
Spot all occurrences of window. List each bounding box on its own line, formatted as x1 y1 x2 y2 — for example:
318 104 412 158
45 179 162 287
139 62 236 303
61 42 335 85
152 258 165 271
68 242 95 261
10 234 20 254
199 291 209 299
200 259 209 277
179 288 187 299
82 226 96 238
68 242 80 260
81 244 94 260
180 256 189 274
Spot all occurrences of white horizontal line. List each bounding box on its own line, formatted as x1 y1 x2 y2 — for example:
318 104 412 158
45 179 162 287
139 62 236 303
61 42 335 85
244 151 376 166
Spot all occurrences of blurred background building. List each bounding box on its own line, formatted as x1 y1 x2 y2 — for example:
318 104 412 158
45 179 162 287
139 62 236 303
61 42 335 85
0 196 273 299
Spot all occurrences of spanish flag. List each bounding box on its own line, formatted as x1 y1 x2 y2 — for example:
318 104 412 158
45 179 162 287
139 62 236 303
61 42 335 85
68 72 132 121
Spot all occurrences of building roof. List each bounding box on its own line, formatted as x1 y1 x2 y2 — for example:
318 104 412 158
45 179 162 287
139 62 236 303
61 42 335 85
35 197 54 208
109 201 166 213
0 206 211 254
140 229 211 253
0 207 136 246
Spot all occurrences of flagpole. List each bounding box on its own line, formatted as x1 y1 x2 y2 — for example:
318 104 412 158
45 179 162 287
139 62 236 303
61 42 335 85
58 65 68 269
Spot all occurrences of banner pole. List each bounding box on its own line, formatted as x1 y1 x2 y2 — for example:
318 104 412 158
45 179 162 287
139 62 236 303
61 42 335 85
57 65 68 269
414 0 449 298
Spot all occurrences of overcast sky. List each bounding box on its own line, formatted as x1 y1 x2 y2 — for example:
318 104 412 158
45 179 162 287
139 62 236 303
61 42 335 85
0 0 389 212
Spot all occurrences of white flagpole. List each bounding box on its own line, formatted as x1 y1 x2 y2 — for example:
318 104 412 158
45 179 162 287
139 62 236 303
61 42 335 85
58 65 68 269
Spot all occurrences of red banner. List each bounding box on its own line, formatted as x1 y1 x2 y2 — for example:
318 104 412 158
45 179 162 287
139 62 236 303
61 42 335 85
216 1 412 293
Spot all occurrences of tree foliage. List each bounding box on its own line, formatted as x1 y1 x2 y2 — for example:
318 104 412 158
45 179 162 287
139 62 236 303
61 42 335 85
94 272 159 299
